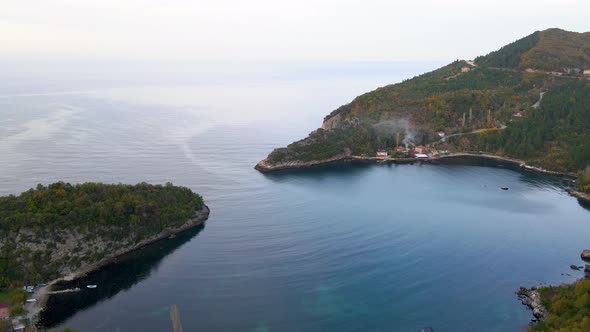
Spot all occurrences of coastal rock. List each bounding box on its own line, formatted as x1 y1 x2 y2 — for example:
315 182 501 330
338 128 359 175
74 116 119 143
568 190 590 203
585 264 590 273
517 287 548 321
322 113 342 130
570 264 582 271
254 154 351 172
581 249 590 260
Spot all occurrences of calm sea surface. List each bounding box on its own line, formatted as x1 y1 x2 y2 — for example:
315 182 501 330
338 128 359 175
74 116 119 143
1 62 589 332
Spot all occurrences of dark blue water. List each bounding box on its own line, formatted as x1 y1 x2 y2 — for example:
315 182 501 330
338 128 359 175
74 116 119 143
1 63 589 332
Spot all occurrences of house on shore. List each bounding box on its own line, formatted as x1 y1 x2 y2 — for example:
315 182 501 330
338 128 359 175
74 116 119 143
376 150 388 158
461 66 471 73
584 69 590 76
415 145 428 154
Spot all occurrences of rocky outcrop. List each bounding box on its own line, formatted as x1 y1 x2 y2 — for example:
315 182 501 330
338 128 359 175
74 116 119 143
518 287 548 322
322 113 342 130
255 155 350 172
581 250 590 261
569 190 590 203
59 205 210 281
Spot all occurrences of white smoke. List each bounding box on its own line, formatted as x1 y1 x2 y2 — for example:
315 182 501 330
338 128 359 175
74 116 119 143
372 118 418 147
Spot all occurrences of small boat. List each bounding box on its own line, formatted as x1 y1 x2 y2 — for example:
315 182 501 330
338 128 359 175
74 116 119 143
501 187 509 190
87 285 97 289
26 299 37 303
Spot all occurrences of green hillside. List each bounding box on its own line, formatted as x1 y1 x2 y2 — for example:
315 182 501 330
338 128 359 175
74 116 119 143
262 28 590 188
0 182 205 287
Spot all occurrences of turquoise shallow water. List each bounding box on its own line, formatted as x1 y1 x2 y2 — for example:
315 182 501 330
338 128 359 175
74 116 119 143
1 63 589 332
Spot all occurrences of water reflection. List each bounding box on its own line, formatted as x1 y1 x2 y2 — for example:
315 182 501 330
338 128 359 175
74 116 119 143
38 224 205 328
576 198 590 211
261 161 373 181
263 157 571 188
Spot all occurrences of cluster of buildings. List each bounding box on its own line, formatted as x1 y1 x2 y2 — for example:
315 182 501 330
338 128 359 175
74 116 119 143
0 284 45 331
0 301 25 331
376 144 448 159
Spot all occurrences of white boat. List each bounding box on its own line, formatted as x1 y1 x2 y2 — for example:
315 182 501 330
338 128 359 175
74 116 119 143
87 285 97 289
26 299 37 303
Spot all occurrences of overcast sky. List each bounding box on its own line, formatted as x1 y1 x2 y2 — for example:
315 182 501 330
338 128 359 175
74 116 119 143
0 0 588 63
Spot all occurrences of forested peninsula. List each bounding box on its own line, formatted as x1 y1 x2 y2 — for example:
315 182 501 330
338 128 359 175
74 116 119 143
256 28 590 196
0 182 208 324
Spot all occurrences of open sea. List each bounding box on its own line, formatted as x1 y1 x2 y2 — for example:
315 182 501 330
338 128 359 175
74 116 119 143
1 61 589 332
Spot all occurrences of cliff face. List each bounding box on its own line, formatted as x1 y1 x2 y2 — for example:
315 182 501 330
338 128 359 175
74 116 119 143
0 182 207 286
322 113 341 130
258 28 590 173
2 206 209 281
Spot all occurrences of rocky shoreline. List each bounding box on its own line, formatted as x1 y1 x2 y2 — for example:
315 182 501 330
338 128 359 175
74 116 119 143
256 152 590 208
517 287 548 324
256 152 576 177
567 189 590 203
29 205 210 322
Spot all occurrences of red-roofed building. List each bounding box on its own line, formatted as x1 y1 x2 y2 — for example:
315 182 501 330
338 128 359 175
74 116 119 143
415 145 428 154
0 302 9 320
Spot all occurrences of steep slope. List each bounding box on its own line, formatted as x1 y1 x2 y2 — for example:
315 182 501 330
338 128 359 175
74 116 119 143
257 28 590 177
0 182 208 287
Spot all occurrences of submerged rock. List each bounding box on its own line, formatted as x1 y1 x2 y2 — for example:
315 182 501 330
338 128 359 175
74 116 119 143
570 264 582 271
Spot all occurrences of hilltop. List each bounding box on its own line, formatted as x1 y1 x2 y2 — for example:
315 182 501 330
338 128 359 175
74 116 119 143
256 28 590 191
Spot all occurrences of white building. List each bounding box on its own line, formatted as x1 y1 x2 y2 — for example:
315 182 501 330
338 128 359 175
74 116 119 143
376 150 388 158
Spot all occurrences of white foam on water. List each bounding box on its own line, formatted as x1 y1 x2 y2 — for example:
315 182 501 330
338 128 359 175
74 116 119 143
0 105 80 156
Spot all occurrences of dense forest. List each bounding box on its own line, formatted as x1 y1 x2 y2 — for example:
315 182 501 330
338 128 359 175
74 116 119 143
529 280 590 332
454 80 590 172
0 182 204 288
263 28 590 188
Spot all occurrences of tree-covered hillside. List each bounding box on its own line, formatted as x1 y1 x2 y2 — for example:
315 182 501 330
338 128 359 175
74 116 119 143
0 182 205 287
474 28 590 70
262 28 590 181
529 280 590 332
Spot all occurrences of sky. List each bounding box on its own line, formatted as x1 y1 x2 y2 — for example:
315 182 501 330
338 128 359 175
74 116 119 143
0 0 588 63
